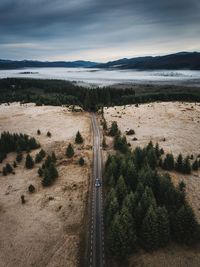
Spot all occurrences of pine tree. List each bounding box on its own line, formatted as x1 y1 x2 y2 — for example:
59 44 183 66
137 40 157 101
66 143 74 158
192 159 199 171
35 152 43 163
116 175 127 204
79 157 85 166
6 163 13 173
109 121 119 136
173 205 199 245
2 166 7 176
75 131 84 144
38 167 43 177
13 161 17 168
175 154 183 172
51 152 57 162
156 206 170 247
102 136 107 149
147 148 157 169
141 206 159 251
37 129 41 135
163 153 174 171
155 143 160 158
49 162 58 180
47 131 51 137
25 154 34 169
16 152 23 163
182 156 191 174
39 149 46 158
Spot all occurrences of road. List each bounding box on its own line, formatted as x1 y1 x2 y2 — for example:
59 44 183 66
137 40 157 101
89 113 105 267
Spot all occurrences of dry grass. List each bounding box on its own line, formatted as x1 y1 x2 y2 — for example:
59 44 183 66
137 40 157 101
0 103 92 267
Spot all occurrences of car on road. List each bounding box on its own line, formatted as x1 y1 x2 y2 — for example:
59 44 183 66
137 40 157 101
95 178 101 187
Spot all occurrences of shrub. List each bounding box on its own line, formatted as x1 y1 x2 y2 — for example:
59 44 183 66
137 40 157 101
51 152 57 162
39 149 46 158
28 184 35 193
2 167 7 176
37 129 41 135
79 157 85 166
126 129 135 135
47 131 51 137
21 195 25 204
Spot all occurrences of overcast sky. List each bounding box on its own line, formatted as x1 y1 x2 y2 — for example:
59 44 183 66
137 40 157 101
0 0 200 62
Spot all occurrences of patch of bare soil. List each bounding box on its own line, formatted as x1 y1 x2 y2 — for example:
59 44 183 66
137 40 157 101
0 103 92 267
104 102 200 266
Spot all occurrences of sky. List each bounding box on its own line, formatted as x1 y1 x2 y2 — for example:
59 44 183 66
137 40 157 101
0 0 200 62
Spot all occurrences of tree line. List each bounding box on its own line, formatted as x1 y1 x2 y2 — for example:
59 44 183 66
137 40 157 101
0 131 40 163
104 129 200 261
1 78 200 111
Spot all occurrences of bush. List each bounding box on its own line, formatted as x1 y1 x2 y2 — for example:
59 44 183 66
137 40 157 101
79 157 85 166
21 195 25 204
25 154 34 169
126 129 135 135
51 152 57 162
6 163 13 173
37 129 41 135
28 184 35 193
47 131 51 137
75 131 84 144
13 161 17 168
2 167 7 176
66 143 74 158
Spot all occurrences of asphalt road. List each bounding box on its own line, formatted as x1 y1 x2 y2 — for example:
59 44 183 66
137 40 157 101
89 113 105 267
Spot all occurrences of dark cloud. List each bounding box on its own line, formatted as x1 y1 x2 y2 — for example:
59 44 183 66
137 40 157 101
0 0 199 61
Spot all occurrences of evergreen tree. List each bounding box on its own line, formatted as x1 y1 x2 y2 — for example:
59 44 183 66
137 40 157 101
75 131 84 144
79 157 85 166
163 153 174 171
155 143 160 158
173 205 199 245
35 152 43 163
116 175 127 204
47 131 51 137
102 136 107 149
66 143 74 158
192 159 199 171
38 167 43 177
49 162 58 180
175 153 183 172
51 152 57 162
42 168 52 186
25 154 34 169
2 166 7 176
13 161 17 168
147 148 157 169
182 156 191 174
109 121 119 136
37 129 41 135
5 163 13 173
141 206 159 251
178 181 186 192
156 206 170 247
16 152 23 162
39 149 46 158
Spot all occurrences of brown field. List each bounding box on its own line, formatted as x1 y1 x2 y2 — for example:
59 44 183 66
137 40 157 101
104 102 200 267
0 103 92 267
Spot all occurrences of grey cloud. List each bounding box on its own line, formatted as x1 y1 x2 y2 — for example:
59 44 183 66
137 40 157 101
0 0 200 60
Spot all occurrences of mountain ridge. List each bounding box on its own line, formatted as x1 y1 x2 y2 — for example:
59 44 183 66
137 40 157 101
0 52 200 70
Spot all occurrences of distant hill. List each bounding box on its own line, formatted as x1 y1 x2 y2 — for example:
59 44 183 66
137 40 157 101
95 52 200 70
0 60 98 69
0 52 200 70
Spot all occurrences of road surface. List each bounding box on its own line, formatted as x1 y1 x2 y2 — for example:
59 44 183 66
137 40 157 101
89 113 105 267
